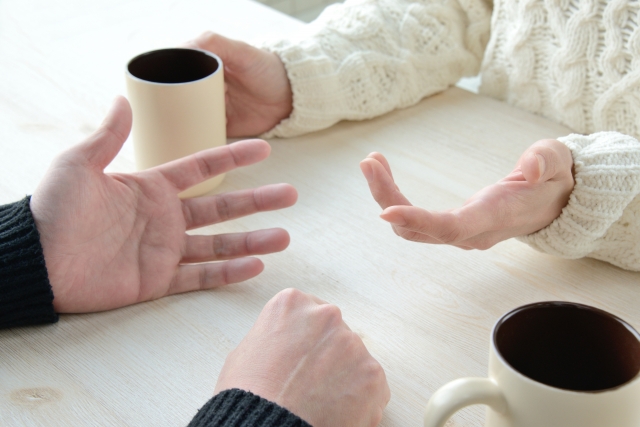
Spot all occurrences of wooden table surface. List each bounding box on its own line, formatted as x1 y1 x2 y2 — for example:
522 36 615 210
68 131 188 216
1 1 638 426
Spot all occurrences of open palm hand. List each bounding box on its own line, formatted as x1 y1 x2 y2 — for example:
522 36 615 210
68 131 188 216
360 139 574 250
30 97 297 313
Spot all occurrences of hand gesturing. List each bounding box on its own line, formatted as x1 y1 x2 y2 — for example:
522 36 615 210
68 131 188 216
30 97 297 313
360 139 574 250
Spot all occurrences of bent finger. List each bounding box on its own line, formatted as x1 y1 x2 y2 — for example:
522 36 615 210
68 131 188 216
366 152 395 180
183 183 298 229
150 139 270 192
520 139 573 184
182 228 290 263
167 257 264 295
361 158 412 209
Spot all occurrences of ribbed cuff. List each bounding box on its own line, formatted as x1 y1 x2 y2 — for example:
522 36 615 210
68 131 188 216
0 197 58 328
518 132 640 269
187 389 312 427
261 38 345 139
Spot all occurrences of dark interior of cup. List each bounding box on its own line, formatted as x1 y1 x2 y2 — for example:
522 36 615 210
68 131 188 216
128 48 219 84
495 302 640 392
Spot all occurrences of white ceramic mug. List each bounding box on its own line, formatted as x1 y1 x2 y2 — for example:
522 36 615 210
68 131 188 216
126 48 226 198
424 302 640 427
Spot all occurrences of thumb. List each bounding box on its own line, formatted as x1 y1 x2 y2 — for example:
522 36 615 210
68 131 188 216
77 96 132 170
520 139 571 184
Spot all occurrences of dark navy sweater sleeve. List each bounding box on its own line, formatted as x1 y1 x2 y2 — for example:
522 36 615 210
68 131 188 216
0 197 57 329
188 389 312 427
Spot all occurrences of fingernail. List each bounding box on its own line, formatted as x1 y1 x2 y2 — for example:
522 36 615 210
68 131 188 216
381 212 406 226
361 163 373 183
536 154 546 177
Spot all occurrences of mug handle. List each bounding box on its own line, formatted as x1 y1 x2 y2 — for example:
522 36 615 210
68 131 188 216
424 377 507 427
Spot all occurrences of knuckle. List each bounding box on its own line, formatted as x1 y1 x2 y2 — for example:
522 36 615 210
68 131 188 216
215 194 231 221
365 358 386 382
277 287 304 302
398 229 421 242
317 303 343 324
437 227 463 244
199 31 218 43
194 152 214 180
266 288 304 314
273 288 307 309
371 408 384 427
212 235 226 258
252 187 266 211
472 239 496 250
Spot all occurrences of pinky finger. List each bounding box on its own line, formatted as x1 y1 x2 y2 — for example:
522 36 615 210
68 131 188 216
167 257 264 296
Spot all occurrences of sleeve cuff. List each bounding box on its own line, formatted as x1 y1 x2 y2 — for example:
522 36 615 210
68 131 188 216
518 132 640 270
0 197 58 328
187 388 312 427
260 39 345 139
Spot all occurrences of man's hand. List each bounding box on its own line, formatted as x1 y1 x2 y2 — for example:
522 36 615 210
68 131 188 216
360 139 574 249
184 32 293 137
30 97 298 313
215 288 390 427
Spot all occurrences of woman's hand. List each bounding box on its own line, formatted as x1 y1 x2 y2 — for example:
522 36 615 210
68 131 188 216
360 139 574 250
30 97 298 313
184 32 293 137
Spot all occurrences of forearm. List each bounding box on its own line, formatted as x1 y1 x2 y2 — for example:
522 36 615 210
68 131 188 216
518 132 640 271
188 389 311 427
0 197 58 328
262 0 492 138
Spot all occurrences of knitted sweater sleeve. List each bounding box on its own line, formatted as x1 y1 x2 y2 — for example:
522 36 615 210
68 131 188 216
261 0 493 138
188 389 311 427
0 197 58 328
518 132 640 271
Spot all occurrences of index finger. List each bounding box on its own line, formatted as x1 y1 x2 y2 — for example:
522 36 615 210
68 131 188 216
150 139 270 192
361 157 412 209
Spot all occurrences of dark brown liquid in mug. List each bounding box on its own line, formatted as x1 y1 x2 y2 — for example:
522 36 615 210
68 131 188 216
495 302 640 391
128 48 219 84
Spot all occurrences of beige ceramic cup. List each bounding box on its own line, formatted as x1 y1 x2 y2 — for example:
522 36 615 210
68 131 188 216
126 48 226 198
424 302 640 427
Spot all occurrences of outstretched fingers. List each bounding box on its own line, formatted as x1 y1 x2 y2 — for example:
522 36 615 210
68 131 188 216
183 183 298 229
168 257 264 295
150 139 271 192
182 228 290 263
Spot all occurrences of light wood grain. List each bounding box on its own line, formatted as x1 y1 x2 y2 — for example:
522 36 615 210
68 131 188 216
1 1 638 426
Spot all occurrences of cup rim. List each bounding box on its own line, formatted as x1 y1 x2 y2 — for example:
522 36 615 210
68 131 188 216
491 301 640 394
126 47 222 86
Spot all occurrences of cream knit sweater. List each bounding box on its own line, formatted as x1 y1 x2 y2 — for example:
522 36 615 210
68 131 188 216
262 0 640 271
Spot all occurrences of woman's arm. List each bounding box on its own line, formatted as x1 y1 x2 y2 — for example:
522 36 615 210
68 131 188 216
262 0 493 137
519 131 640 271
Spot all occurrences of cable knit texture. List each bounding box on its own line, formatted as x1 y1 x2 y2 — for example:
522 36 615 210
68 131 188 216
187 389 312 427
262 0 492 138
261 0 640 270
0 197 58 328
519 132 640 271
482 0 640 139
